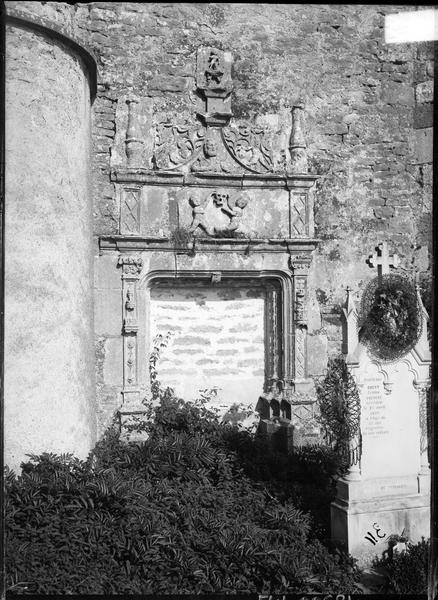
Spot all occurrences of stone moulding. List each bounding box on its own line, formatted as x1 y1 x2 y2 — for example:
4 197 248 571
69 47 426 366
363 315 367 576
111 169 318 190
141 268 295 394
100 235 320 253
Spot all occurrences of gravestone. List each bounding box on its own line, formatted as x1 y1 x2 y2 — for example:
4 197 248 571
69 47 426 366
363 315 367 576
331 242 431 566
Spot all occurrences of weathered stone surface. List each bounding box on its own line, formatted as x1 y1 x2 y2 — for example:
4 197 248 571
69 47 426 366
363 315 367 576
414 128 433 164
415 80 433 104
4 2 433 455
414 103 433 129
5 22 96 471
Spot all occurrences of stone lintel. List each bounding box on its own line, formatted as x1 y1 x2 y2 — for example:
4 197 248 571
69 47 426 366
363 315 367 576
100 235 321 253
112 169 318 189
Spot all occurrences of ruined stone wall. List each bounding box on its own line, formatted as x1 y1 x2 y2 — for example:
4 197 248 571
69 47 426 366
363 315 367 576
73 4 432 325
4 3 97 470
5 2 433 440
72 2 433 431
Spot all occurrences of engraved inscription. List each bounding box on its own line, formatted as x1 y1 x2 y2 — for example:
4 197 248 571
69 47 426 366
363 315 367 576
362 377 389 438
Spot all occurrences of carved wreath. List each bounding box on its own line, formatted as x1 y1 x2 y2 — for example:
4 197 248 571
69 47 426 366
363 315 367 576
359 274 422 361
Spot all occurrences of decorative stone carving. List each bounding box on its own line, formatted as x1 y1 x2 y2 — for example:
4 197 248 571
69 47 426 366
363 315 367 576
188 190 250 236
294 326 306 380
190 134 232 173
125 99 144 167
290 193 307 237
222 123 275 174
118 255 143 408
288 101 308 174
153 122 205 170
414 380 430 471
118 255 143 276
197 47 232 93
288 253 312 273
295 282 307 325
120 187 140 235
125 335 137 385
196 46 233 126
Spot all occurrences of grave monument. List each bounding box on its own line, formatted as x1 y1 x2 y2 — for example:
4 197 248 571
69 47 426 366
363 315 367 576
331 242 431 566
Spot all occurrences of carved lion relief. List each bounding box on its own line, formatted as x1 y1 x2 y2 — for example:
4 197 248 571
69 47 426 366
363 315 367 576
188 190 250 237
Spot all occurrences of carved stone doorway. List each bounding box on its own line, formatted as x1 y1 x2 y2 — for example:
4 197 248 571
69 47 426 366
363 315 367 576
148 274 283 411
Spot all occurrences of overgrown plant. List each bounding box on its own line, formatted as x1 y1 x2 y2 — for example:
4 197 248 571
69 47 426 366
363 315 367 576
316 356 361 467
5 367 362 594
372 538 429 594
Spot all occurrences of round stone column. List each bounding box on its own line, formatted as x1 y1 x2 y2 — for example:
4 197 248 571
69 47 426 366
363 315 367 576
4 9 97 471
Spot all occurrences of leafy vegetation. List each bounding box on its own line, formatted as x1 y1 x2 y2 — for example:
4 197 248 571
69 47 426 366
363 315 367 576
6 391 361 594
372 538 429 594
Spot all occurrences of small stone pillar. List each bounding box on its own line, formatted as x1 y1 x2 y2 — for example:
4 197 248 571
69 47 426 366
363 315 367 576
288 101 308 174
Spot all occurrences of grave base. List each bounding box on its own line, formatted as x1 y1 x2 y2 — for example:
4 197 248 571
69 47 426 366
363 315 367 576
331 474 430 567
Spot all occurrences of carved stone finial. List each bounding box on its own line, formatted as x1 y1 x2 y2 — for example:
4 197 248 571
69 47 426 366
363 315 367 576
366 242 399 283
125 99 144 167
288 102 308 174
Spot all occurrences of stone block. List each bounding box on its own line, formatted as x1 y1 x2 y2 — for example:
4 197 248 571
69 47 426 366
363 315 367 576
381 82 414 106
414 128 433 164
94 253 121 290
373 206 394 219
94 289 122 335
414 103 433 129
148 74 187 92
415 80 433 104
306 332 328 377
102 337 124 386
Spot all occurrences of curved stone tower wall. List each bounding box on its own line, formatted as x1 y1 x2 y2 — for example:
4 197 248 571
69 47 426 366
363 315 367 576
4 11 97 471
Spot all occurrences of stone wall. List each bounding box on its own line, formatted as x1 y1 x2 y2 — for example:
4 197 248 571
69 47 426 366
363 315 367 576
77 2 432 431
4 2 433 443
71 3 433 338
4 6 97 470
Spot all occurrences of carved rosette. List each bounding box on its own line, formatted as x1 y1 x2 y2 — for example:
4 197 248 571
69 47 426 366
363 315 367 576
118 255 143 404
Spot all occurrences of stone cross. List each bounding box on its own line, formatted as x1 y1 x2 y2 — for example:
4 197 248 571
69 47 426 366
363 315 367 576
367 242 399 282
